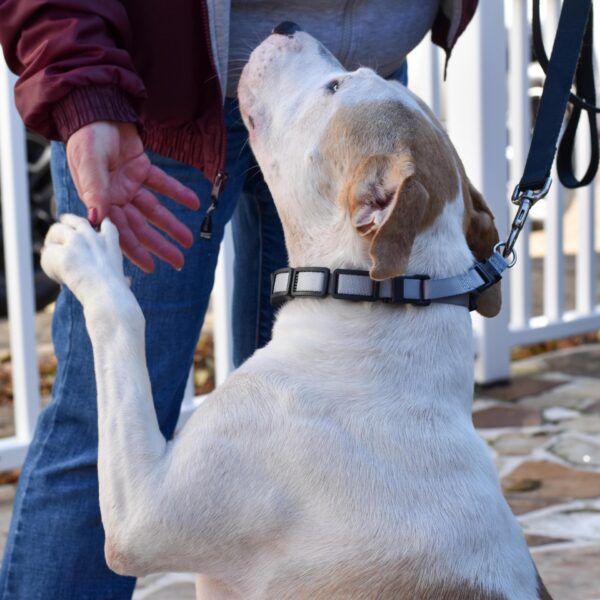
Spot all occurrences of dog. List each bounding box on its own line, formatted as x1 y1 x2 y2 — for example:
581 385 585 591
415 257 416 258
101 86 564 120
41 25 552 600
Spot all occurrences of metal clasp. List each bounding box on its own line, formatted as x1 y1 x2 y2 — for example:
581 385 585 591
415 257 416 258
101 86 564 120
497 177 552 266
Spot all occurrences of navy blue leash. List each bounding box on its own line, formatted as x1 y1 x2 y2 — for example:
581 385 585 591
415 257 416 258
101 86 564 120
498 0 596 263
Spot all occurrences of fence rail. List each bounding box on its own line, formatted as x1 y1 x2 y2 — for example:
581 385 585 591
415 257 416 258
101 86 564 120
1 0 599 469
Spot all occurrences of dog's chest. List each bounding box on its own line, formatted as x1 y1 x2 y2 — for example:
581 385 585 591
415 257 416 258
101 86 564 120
225 408 496 590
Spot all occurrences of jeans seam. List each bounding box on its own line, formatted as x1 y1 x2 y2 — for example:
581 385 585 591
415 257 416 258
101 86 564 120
1 166 75 600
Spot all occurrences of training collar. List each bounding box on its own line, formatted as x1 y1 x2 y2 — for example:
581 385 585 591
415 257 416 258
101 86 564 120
270 252 509 311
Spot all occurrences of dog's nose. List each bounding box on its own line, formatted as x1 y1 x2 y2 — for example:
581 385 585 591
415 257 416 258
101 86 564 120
272 22 302 36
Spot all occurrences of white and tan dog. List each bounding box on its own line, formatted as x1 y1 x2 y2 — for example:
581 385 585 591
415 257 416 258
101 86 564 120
41 27 552 600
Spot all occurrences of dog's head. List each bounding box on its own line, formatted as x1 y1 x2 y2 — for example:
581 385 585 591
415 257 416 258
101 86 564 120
238 27 500 317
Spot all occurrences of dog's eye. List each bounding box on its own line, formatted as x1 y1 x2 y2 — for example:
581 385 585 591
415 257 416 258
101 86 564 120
326 79 341 93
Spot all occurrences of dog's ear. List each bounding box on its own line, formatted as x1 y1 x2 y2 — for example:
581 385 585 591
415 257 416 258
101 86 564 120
348 153 428 280
464 178 502 317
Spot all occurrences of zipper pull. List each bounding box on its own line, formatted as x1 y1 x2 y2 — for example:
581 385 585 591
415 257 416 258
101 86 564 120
200 171 228 240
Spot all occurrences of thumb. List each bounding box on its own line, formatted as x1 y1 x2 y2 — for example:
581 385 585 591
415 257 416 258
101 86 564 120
66 122 118 226
75 163 111 227
80 190 110 227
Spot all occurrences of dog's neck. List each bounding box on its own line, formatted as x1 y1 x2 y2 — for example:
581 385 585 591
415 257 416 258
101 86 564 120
264 294 475 417
254 188 476 413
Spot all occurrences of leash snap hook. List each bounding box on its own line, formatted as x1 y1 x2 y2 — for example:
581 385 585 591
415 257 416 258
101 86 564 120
510 176 552 206
500 176 552 265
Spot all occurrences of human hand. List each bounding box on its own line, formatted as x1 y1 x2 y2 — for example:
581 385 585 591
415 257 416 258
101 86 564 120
66 121 200 272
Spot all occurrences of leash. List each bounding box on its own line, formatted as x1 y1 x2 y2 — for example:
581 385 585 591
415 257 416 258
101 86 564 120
497 0 596 264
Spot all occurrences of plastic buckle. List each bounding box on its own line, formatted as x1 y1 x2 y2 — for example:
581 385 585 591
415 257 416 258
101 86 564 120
390 274 431 306
468 293 480 312
330 269 379 301
290 267 330 298
474 259 503 293
270 268 294 307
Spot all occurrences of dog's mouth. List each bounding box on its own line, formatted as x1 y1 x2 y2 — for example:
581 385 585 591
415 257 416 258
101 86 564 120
248 114 255 129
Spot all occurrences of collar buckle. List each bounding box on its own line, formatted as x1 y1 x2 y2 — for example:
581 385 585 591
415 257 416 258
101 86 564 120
270 268 294 307
389 274 431 306
473 253 507 293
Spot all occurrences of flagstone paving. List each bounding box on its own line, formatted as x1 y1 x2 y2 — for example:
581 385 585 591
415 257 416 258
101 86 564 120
476 344 600 600
0 344 599 598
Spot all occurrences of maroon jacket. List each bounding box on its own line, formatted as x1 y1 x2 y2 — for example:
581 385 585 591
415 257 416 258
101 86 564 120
0 0 477 185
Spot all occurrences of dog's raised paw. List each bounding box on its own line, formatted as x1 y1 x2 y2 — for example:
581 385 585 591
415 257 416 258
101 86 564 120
41 214 128 305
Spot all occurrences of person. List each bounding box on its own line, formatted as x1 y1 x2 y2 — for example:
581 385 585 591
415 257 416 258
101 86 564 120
0 1 477 597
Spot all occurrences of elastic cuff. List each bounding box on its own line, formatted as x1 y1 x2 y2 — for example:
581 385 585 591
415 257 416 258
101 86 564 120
52 85 140 141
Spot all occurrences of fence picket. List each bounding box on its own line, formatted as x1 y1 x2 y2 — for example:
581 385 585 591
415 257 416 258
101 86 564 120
0 56 41 469
508 0 533 329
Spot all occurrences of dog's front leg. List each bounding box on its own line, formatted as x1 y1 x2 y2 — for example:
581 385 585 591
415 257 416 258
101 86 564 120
84 277 168 574
43 215 289 582
41 215 174 573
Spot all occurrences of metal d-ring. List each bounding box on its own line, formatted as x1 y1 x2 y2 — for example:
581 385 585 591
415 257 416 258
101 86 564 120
494 242 517 267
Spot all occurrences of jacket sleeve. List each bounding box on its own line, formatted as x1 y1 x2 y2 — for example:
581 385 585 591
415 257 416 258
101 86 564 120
0 0 147 140
432 0 478 58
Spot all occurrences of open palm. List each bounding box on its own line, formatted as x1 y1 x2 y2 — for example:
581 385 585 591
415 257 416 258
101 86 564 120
66 121 200 272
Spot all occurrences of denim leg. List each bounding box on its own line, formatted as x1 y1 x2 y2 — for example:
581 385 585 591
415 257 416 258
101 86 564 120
0 99 250 599
231 156 288 367
388 61 408 86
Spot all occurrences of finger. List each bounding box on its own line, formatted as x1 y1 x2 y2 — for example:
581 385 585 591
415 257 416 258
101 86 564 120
68 157 112 225
144 165 201 210
81 194 110 227
108 206 155 273
45 222 74 246
132 189 194 248
122 204 184 269
87 207 100 226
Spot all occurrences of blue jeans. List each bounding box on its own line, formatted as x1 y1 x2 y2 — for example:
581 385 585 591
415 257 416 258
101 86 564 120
231 160 287 366
0 98 288 599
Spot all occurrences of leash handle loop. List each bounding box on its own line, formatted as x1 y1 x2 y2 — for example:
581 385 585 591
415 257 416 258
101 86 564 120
532 0 599 115
519 0 593 193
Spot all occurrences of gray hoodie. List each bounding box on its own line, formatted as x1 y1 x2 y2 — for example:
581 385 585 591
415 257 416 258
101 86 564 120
226 0 441 96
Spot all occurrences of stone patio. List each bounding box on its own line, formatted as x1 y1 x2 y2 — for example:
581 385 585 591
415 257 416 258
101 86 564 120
475 345 600 600
0 343 599 598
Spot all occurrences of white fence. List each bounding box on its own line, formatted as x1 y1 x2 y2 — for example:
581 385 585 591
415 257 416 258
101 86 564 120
410 0 600 382
0 0 599 470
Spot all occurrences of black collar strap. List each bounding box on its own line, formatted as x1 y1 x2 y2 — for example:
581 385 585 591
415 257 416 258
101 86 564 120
270 252 509 311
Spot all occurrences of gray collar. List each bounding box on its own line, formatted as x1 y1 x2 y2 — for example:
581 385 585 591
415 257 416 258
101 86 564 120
270 252 509 311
